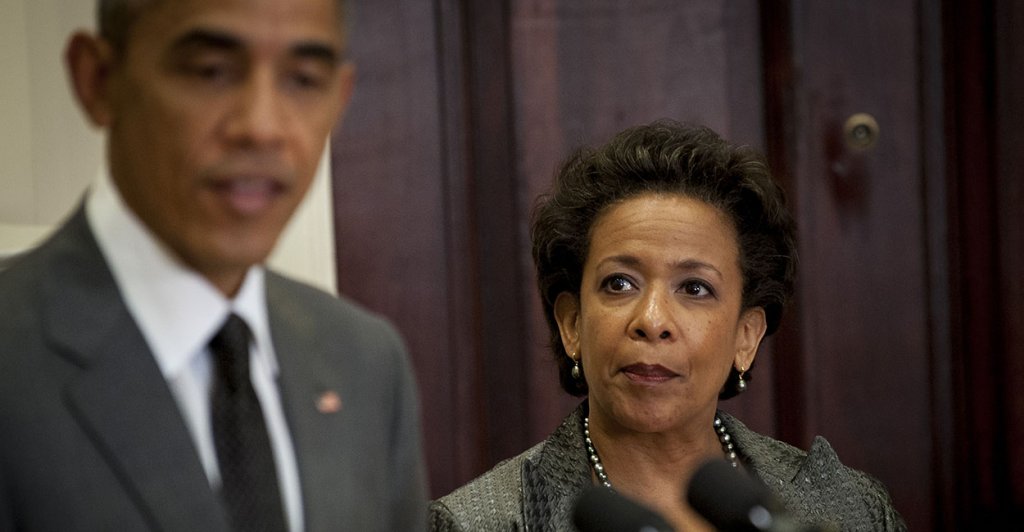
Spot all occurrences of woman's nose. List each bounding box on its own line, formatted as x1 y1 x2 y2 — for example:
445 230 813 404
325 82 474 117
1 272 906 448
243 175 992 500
628 290 676 341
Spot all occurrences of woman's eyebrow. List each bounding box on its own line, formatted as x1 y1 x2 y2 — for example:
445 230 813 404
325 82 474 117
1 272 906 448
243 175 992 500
597 255 724 278
671 259 724 280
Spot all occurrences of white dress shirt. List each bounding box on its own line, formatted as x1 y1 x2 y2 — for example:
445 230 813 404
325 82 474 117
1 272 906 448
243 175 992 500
85 168 304 532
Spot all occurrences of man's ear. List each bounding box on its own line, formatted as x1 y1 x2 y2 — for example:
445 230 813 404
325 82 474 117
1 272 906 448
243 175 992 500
333 61 357 123
65 32 116 128
734 307 767 370
553 292 581 360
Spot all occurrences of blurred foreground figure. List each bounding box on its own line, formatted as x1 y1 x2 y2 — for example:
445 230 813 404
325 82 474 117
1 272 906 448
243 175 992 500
0 1 427 530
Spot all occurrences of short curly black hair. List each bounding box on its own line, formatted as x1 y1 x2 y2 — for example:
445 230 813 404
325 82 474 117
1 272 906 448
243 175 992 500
530 120 797 399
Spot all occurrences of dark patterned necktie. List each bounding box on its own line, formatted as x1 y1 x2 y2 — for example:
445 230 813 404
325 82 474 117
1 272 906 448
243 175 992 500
210 314 287 532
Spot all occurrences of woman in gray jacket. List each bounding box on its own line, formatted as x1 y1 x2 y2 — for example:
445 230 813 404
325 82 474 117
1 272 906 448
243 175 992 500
430 121 904 532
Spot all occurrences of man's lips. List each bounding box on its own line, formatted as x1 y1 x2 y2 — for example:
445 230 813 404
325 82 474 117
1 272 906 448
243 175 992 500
621 363 679 384
209 177 287 216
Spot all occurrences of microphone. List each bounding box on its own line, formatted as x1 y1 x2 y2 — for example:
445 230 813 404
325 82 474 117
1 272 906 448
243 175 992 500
687 459 831 532
573 486 675 532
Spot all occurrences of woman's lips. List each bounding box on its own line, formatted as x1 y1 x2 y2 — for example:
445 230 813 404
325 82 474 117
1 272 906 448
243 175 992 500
621 363 679 384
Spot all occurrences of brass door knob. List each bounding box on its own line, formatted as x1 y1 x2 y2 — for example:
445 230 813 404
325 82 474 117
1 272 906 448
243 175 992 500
843 113 880 150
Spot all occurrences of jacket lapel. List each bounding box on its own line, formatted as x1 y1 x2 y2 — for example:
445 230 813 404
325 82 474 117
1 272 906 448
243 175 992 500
44 211 229 531
522 405 591 532
266 275 347 531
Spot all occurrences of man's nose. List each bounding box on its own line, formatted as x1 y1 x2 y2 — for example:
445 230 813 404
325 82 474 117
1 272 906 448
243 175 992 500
226 69 287 148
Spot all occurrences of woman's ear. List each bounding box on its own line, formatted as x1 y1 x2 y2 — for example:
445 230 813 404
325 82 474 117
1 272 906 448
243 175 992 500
553 292 581 359
65 32 116 128
734 307 767 370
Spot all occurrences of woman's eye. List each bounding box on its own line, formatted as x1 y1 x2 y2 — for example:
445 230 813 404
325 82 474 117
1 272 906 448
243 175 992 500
681 280 713 297
603 276 635 292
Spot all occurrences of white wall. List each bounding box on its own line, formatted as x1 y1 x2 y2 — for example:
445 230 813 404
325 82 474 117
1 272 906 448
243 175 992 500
0 0 338 293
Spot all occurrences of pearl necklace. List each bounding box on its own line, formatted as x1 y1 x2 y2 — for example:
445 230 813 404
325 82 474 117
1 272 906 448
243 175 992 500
583 415 740 489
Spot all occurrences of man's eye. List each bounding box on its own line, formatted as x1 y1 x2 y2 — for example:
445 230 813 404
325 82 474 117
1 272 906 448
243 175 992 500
196 65 226 79
289 72 324 90
182 61 236 83
285 63 333 91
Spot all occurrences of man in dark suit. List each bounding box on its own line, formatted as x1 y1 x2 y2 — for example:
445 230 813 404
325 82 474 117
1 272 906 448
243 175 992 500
0 0 427 530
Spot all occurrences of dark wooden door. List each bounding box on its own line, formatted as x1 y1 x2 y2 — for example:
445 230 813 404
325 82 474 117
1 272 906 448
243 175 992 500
330 0 1023 529
763 1 938 528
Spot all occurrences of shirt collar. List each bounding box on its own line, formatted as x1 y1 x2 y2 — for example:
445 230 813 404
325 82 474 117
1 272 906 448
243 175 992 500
84 164 278 379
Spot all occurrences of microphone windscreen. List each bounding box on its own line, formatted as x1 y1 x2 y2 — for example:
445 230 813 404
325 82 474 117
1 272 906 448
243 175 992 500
573 486 674 532
687 459 777 531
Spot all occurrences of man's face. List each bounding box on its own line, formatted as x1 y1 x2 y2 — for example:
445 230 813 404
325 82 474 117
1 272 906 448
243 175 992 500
83 0 353 294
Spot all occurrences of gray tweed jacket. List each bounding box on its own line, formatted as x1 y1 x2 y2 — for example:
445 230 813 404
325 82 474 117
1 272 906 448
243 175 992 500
429 405 905 531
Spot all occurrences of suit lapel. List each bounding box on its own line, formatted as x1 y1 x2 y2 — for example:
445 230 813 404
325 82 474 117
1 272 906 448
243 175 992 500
266 276 347 531
43 211 229 531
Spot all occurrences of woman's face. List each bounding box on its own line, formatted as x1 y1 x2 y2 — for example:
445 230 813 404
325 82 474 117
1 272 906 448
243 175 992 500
555 193 766 436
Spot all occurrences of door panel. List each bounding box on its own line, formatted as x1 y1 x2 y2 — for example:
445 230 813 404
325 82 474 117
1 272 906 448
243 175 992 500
329 0 1019 527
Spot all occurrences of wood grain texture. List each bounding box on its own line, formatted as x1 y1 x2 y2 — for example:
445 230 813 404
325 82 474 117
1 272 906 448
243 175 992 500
326 2 1021 527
